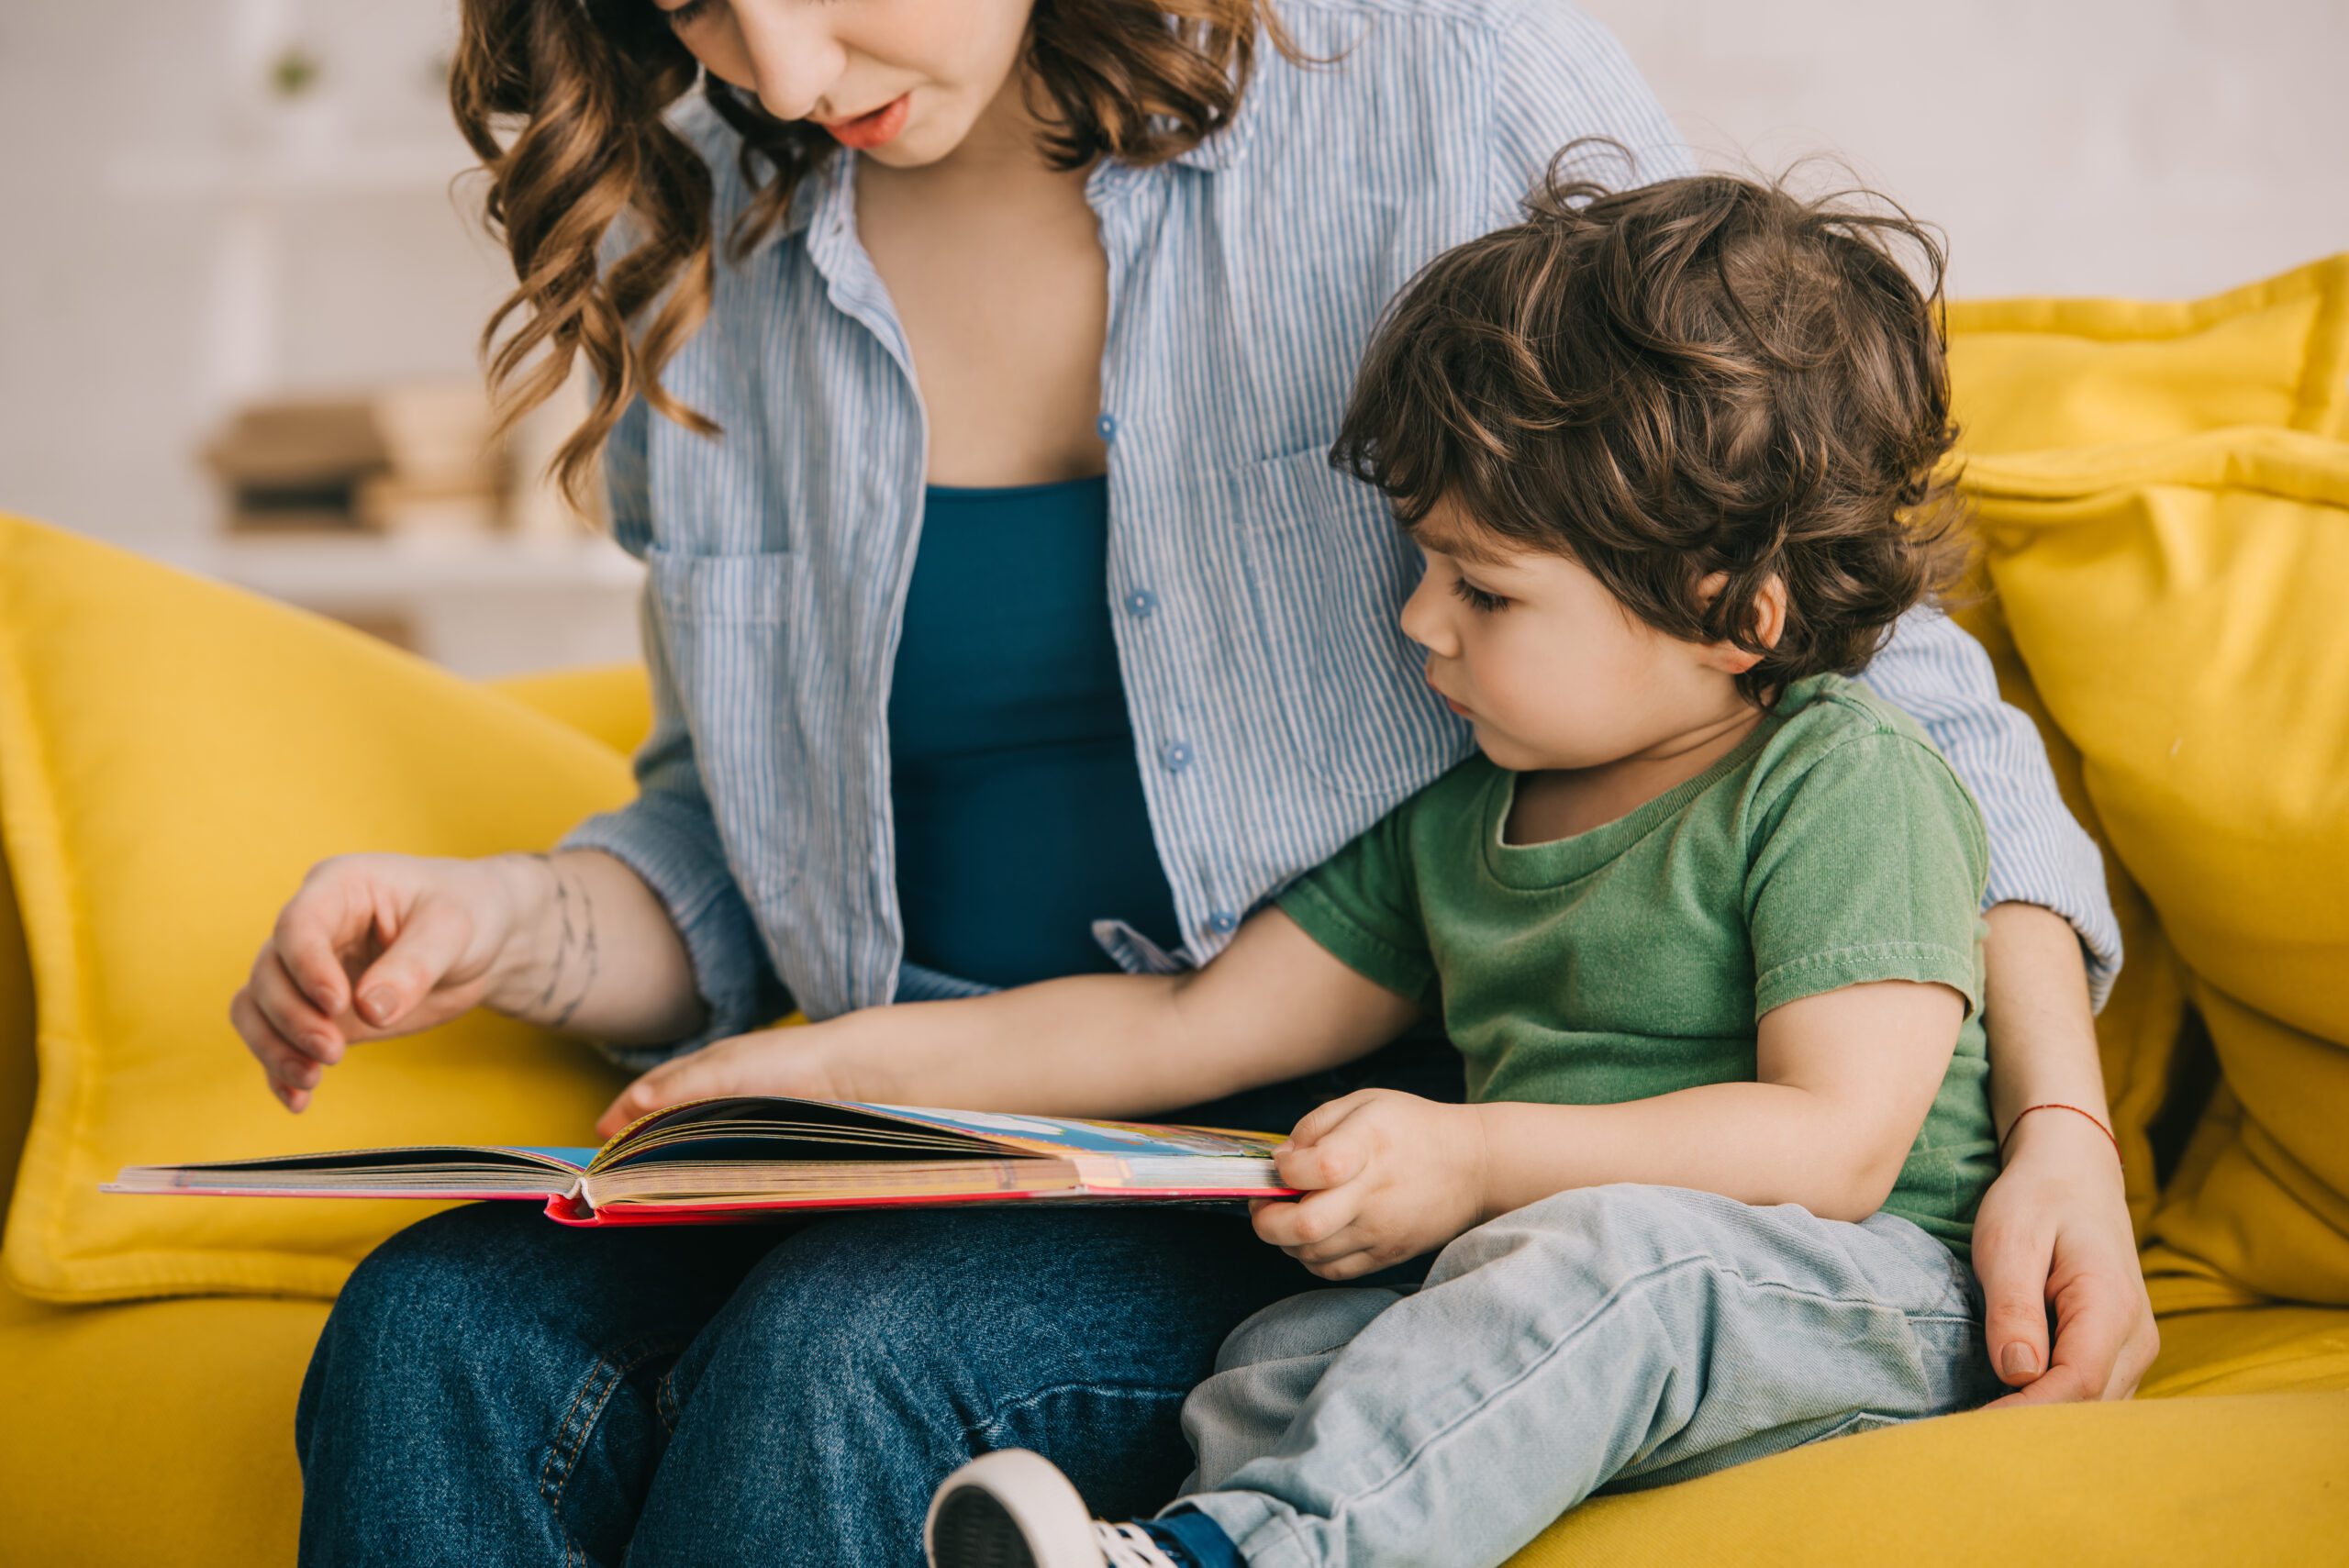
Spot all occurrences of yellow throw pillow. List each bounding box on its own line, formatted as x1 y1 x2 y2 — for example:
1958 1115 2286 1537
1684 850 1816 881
0 514 638 1303
1946 253 2349 457
1966 430 2349 1305
1941 253 2349 1238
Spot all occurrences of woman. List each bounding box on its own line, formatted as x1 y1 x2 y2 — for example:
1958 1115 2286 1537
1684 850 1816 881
244 2 2155 1562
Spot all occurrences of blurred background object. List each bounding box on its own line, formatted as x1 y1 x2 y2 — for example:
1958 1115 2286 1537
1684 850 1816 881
0 0 2343 676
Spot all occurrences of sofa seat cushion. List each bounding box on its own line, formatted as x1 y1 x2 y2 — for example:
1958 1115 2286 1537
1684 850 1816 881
1508 1388 2349 1565
6 1268 2342 1568
0 1274 321 1565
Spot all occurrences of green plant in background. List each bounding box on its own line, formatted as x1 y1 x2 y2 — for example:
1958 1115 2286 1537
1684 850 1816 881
268 44 321 100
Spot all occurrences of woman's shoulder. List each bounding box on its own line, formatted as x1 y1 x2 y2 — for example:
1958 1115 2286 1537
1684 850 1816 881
1252 0 1687 197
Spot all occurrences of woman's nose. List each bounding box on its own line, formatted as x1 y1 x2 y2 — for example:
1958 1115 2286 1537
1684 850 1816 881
736 12 852 122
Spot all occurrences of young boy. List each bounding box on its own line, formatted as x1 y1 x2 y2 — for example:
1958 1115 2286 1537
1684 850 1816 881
776 163 2008 1567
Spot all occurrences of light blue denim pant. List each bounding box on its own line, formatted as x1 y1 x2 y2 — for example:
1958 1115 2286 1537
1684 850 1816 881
1163 1183 2008 1568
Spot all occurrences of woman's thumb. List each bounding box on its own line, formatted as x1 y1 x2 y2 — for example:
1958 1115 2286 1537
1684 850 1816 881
351 897 474 1029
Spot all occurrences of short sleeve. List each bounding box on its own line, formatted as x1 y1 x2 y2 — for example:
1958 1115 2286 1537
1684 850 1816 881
1275 805 1440 1011
1744 731 1991 1021
1488 1 1696 224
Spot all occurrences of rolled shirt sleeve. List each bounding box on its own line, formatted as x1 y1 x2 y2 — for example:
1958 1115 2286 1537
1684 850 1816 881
1855 605 2124 1011
554 387 793 1073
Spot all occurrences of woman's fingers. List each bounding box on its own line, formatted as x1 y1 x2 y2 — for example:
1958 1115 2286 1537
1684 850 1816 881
273 867 376 1019
1985 1266 2140 1410
249 948 345 1065
1971 1210 2055 1386
230 986 317 1112
349 895 477 1031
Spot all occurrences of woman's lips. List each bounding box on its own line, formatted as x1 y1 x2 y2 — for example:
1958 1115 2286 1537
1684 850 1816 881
818 93 912 150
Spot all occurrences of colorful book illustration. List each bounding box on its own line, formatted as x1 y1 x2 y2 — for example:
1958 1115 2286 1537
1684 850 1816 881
99 1095 1297 1228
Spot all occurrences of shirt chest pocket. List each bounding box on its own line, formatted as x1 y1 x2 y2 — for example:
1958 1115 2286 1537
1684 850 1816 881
644 545 813 906
1230 448 1460 798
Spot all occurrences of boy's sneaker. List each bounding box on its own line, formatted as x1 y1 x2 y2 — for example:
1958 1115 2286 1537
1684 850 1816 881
924 1449 1226 1568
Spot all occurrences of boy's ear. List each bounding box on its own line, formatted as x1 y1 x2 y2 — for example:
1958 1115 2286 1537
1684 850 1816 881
1693 573 1788 674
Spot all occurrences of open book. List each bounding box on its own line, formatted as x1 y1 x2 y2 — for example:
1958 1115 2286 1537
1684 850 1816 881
99 1095 1297 1228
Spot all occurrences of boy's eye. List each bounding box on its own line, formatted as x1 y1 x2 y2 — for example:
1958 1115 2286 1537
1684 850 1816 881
663 0 716 29
1450 576 1509 614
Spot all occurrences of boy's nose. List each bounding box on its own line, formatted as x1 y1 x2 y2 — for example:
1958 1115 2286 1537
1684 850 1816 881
1397 572 1453 657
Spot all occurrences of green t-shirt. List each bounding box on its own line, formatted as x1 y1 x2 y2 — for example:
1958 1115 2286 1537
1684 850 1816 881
1276 673 1998 1254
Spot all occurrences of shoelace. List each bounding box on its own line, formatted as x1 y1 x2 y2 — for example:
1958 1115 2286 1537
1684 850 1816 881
1094 1520 1183 1568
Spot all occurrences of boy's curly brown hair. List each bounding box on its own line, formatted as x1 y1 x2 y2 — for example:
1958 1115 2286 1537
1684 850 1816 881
1332 143 1970 706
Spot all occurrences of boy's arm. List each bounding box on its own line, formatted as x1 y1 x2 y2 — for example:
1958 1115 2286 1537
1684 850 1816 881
593 908 1423 1135
1261 979 1966 1279
1466 979 1965 1221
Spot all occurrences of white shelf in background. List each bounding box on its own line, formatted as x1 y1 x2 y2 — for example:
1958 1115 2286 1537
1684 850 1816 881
165 531 645 610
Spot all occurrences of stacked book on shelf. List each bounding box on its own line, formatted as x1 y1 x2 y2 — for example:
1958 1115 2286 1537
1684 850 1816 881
201 378 513 538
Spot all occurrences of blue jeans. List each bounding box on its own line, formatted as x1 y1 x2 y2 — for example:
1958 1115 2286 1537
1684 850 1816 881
1165 1184 2009 1568
294 1039 1460 1567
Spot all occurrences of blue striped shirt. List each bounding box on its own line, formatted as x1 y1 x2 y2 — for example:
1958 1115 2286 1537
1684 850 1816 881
560 0 2121 1073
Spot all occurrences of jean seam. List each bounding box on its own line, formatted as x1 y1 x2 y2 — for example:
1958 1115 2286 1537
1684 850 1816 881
1316 1250 1957 1540
537 1332 686 1562
964 1378 1194 1451
654 1362 685 1438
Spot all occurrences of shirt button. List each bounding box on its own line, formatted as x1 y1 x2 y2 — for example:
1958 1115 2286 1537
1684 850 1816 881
1160 740 1193 773
1208 909 1238 934
1125 587 1157 618
1097 413 1119 441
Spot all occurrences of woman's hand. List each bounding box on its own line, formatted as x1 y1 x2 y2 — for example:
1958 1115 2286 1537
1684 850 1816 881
1971 1108 2159 1407
229 853 533 1113
1250 1089 1489 1281
594 1018 872 1140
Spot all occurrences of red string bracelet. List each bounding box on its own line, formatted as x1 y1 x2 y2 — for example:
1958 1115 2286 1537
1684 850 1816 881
1999 1102 2122 1166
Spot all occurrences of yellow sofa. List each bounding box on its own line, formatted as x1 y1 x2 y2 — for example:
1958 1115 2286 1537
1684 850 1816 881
7 258 2349 1564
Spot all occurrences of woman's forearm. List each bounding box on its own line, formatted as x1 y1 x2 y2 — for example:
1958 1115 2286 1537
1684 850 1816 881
1979 902 2110 1135
484 849 710 1047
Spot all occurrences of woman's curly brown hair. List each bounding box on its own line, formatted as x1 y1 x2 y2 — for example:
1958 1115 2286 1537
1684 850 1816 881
1333 142 1971 706
450 0 1308 516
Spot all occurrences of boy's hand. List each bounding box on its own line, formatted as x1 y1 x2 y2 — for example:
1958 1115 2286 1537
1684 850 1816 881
1251 1090 1488 1281
594 1018 869 1140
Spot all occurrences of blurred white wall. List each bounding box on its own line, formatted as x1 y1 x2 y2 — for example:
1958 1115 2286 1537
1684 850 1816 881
1 0 2343 673
1582 0 2349 298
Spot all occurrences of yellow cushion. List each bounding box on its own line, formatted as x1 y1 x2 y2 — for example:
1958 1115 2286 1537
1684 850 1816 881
491 662 653 758
1965 432 2349 1305
0 1272 320 1565
2139 1272 2349 1400
1940 254 2349 1235
0 816 36 1225
1504 1390 2349 1565
0 513 636 1303
1945 253 2349 456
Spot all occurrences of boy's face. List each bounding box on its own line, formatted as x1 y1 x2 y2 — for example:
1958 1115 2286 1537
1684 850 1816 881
1397 495 1760 775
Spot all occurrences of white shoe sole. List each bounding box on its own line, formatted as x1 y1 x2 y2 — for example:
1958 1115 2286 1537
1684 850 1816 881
925 1449 1105 1568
